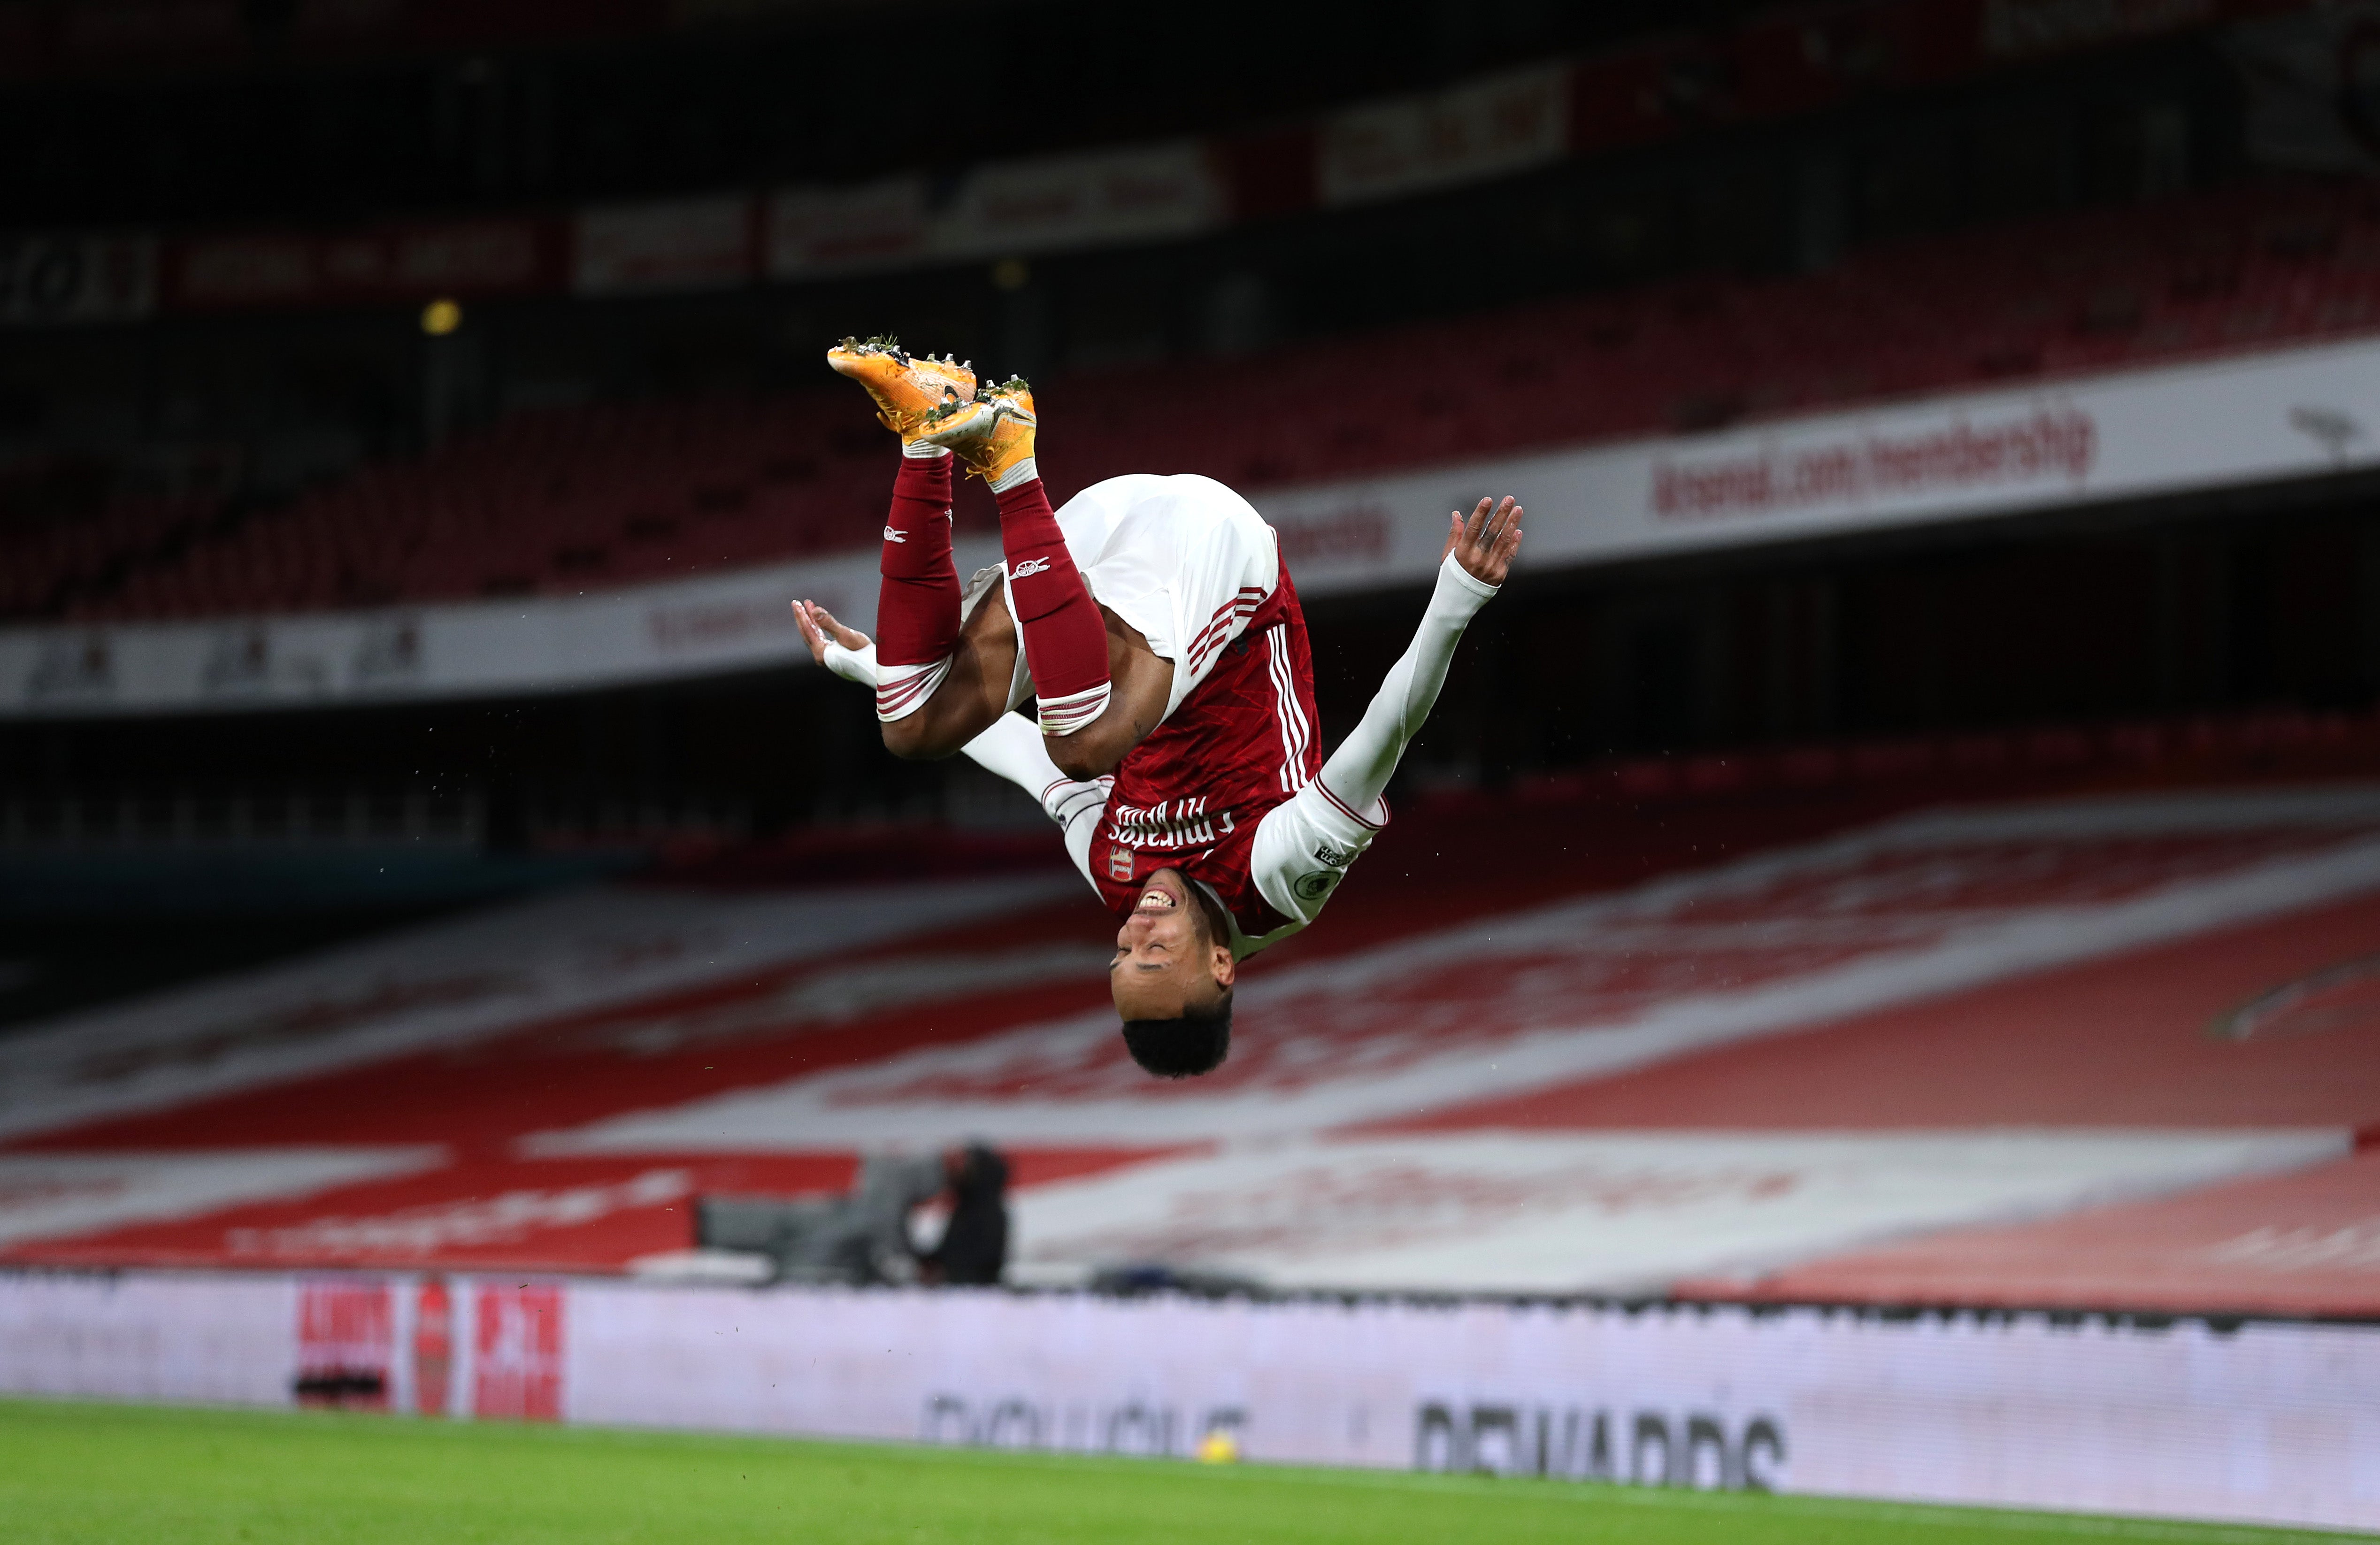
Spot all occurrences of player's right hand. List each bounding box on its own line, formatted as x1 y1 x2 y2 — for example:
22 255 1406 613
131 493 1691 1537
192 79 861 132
1443 496 1523 587
792 599 870 666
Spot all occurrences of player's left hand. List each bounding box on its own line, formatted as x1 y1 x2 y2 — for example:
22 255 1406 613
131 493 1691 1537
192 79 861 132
791 599 870 665
1442 496 1522 587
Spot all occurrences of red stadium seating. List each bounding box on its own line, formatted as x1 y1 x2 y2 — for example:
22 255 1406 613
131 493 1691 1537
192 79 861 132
5 714 2377 1311
0 492 222 620
21 176 2380 624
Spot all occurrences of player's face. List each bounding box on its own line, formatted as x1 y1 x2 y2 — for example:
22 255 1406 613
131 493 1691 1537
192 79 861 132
1110 868 1229 1019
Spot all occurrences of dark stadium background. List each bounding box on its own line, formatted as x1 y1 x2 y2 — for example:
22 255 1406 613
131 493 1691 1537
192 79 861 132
8 2 2380 1531
6 0 2365 1016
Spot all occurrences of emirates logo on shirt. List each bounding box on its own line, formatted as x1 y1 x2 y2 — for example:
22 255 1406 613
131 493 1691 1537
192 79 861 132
1107 844 1135 882
1010 557 1054 578
1108 795 1234 850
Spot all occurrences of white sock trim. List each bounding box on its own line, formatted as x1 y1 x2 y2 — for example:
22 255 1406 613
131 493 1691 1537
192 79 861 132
1035 679 1109 736
901 441 952 460
1041 775 1111 830
989 456 1039 494
875 657 951 722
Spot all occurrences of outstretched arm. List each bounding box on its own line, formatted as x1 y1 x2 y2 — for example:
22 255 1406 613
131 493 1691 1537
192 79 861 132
1242 497 1520 942
1318 496 1521 815
797 584 1021 760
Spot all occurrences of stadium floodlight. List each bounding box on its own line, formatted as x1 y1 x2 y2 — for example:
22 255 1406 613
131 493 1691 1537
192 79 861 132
420 298 463 336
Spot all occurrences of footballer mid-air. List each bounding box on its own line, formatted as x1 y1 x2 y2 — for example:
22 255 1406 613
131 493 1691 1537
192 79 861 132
793 338 1522 1079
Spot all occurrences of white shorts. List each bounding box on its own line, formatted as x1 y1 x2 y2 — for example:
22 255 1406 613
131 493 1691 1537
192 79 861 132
987 473 1280 723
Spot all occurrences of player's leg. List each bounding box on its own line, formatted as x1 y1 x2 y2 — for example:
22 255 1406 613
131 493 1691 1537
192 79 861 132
878 577 1021 760
825 338 1017 759
827 338 972 725
870 442 966 722
920 381 1113 739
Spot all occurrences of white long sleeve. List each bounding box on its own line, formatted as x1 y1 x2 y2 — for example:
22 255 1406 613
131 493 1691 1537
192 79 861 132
959 710 1110 893
821 637 877 688
1241 553 1498 953
1317 553 1498 815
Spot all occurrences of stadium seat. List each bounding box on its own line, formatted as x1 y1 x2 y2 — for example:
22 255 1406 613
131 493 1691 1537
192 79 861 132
16 177 2380 624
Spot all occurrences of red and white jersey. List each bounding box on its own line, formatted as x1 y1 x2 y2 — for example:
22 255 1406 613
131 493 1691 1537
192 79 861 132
1079 564 1389 959
1007 474 1280 724
990 472 1388 957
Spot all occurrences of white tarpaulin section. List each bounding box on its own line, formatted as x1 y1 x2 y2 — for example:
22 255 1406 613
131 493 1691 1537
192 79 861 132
536 787 2380 1151
5 334 2378 715
0 1150 443 1249
2 1268 2374 1532
0 872 1076 1146
1000 1131 2348 1295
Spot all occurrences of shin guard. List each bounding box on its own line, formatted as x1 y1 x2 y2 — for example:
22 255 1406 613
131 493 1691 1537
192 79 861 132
874 446 961 723
993 467 1110 735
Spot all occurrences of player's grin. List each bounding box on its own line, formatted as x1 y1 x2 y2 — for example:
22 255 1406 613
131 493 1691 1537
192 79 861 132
1131 871 1189 918
1113 871 1198 984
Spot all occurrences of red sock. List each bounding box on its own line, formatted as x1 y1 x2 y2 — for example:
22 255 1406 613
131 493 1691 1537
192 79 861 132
995 475 1110 735
873 450 960 723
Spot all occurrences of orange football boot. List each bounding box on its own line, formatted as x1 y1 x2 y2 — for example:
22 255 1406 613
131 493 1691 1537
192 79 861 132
917 377 1037 483
825 335 977 443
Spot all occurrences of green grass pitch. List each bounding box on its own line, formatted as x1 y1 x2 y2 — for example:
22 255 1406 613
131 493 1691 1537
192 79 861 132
1 1397 2360 1545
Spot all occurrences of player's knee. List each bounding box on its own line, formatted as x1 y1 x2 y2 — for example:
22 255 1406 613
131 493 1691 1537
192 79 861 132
1046 737 1113 783
878 713 944 761
1120 999 1232 1078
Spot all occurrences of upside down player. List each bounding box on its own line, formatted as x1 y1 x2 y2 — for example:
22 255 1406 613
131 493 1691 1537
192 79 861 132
791 339 1522 1078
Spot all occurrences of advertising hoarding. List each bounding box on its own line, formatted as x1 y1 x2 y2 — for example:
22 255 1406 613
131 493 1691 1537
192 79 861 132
3 1268 2373 1532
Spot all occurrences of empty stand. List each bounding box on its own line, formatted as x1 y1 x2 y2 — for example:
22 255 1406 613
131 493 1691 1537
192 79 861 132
76 400 898 621
3 740 2377 1310
0 492 223 620
15 177 2380 624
